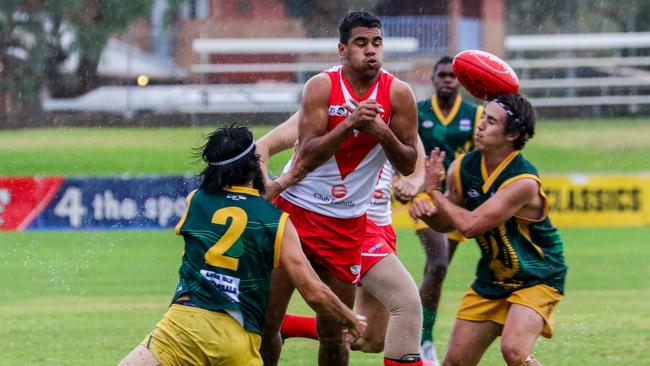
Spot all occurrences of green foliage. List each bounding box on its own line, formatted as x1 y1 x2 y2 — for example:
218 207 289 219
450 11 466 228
0 0 187 112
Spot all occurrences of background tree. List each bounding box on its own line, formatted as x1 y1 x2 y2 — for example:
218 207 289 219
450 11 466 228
0 0 181 119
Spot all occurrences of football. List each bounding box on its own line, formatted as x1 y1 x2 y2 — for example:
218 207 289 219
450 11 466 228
452 50 519 100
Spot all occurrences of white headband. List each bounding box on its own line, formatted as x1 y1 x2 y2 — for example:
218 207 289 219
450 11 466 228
208 141 256 166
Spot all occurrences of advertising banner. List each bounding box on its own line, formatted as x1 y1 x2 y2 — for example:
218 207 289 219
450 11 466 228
2 174 650 231
543 174 650 227
0 176 198 231
391 174 650 229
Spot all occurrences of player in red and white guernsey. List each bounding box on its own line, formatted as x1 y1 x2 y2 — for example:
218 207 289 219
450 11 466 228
260 11 419 366
258 112 426 366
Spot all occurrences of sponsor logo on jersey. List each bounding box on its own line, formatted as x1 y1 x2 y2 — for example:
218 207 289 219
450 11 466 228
460 119 472 131
331 184 347 199
226 194 247 201
422 120 434 128
201 270 241 303
368 242 384 253
328 105 350 116
350 264 361 275
467 188 480 198
373 189 384 199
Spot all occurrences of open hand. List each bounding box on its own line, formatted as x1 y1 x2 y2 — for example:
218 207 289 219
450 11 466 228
425 148 446 194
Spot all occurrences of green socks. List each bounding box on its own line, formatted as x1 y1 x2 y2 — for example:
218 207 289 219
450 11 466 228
421 307 438 343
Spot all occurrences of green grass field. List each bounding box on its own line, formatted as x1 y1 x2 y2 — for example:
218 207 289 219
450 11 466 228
1 118 650 365
2 118 650 176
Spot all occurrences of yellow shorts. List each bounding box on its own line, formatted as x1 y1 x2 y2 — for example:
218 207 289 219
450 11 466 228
456 284 563 338
142 304 262 366
410 193 466 242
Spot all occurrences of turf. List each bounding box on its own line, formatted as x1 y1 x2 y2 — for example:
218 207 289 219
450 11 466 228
2 119 650 365
1 228 648 365
2 118 650 176
0 126 288 177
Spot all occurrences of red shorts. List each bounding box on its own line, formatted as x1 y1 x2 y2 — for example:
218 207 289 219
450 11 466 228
360 220 397 279
274 196 366 283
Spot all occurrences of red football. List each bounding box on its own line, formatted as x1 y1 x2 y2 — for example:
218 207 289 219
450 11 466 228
452 50 519 100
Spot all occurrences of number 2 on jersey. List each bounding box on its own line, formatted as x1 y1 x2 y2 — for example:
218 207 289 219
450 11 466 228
205 206 247 270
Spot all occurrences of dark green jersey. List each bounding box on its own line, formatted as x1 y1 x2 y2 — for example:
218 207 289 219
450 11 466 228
172 186 288 334
454 150 567 299
417 94 483 169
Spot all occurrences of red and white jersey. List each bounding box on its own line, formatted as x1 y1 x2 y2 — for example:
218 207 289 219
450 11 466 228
367 161 394 226
281 65 395 218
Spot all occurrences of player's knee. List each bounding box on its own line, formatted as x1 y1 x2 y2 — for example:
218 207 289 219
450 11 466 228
500 341 530 365
403 292 423 319
425 259 449 280
262 321 281 335
387 289 422 319
319 335 348 350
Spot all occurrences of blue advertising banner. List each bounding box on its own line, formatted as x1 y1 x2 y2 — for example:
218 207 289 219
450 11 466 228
27 176 199 230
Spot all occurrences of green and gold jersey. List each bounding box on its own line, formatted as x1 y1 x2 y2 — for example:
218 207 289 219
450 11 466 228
172 186 288 335
454 150 567 299
417 94 483 169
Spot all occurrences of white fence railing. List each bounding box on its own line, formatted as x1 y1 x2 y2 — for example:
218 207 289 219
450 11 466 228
507 32 650 111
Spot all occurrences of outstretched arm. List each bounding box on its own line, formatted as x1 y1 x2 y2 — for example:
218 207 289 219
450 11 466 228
418 148 541 238
410 159 458 233
256 110 299 180
256 111 307 199
279 218 367 338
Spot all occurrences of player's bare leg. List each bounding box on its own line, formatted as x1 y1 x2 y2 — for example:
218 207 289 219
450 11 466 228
500 304 544 366
418 227 458 363
261 268 296 366
315 267 356 366
359 254 422 362
117 345 161 366
351 285 390 353
443 319 501 366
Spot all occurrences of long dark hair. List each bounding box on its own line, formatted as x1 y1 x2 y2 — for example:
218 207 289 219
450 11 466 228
196 125 265 193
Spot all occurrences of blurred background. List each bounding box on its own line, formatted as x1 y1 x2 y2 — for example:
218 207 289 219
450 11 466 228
2 2 650 365
4 0 650 128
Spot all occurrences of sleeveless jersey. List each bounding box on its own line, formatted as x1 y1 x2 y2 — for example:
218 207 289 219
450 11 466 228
281 65 395 218
417 94 483 169
172 186 288 335
367 161 394 226
455 150 567 299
